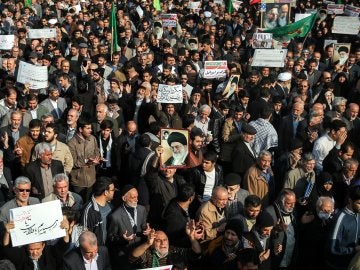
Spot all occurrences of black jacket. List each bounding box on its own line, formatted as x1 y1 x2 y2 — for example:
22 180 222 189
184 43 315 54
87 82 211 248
25 159 65 200
231 140 256 178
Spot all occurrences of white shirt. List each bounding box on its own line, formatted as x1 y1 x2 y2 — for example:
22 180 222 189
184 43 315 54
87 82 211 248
30 108 38 119
83 253 98 270
203 169 216 201
312 134 336 171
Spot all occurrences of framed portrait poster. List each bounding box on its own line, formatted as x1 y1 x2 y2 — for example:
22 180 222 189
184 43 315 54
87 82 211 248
160 128 190 169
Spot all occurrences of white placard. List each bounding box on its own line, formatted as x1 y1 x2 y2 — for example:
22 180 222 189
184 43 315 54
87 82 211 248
136 6 144 18
27 28 56 39
324 39 337 49
161 14 177 27
252 49 287 67
252 33 273 49
333 16 360 35
157 84 183 103
141 265 173 270
10 200 65 247
327 4 344 14
295 13 312 22
188 1 201 9
17 61 48 89
203 60 227 79
344 5 360 17
0 35 15 50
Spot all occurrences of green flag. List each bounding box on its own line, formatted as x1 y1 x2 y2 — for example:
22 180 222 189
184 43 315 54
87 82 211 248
227 0 234 14
24 0 31 7
110 2 119 53
153 0 161 11
263 13 318 42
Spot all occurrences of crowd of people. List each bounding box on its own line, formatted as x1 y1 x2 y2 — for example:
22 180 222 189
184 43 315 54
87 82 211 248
0 0 359 269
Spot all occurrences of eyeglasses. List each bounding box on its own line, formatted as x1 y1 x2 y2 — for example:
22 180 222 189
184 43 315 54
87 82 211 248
36 50 43 52
18 188 31 193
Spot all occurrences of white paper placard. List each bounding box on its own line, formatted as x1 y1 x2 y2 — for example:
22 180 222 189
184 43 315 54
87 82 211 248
0 35 15 50
136 6 144 18
203 61 227 79
157 84 183 103
161 14 177 27
252 49 287 67
344 5 360 17
252 33 273 48
333 16 360 35
17 61 49 89
295 13 312 22
27 28 56 39
327 4 344 14
10 200 65 247
188 1 201 9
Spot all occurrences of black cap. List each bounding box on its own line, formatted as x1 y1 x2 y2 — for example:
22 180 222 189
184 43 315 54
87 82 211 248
256 211 275 228
167 131 187 146
94 67 105 77
241 124 257 135
225 219 244 239
224 173 242 186
121 184 136 197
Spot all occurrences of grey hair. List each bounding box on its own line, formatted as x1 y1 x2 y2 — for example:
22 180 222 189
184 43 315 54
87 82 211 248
79 231 98 247
302 152 315 162
10 111 22 119
279 188 296 204
0 259 16 270
258 150 272 160
333 97 347 106
96 103 108 113
344 158 359 169
41 113 54 121
316 196 334 211
34 142 52 157
211 186 228 198
68 108 80 118
14 176 31 187
53 173 69 185
199 104 211 114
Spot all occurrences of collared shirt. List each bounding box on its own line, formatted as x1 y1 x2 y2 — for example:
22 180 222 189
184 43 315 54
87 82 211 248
313 134 336 171
30 107 38 119
83 253 98 270
40 166 53 197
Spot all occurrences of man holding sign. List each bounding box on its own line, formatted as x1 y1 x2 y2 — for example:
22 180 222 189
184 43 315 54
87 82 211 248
2 206 73 270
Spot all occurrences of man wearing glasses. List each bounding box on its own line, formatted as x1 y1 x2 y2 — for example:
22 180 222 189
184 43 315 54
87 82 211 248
0 176 40 233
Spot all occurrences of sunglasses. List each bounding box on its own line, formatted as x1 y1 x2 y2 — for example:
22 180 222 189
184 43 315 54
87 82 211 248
18 188 31 192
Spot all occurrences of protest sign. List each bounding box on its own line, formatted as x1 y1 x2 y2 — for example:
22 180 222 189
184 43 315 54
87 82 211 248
327 4 344 14
27 28 56 39
222 75 241 99
324 39 337 49
161 14 177 27
0 35 15 50
141 265 173 270
295 13 311 21
160 128 189 169
332 16 360 35
17 61 48 89
203 61 227 79
252 33 273 48
157 84 183 103
344 5 360 16
136 6 144 18
333 43 351 66
188 1 201 9
10 200 65 247
252 49 287 67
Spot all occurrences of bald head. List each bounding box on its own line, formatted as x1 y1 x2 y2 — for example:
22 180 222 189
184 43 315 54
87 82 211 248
96 103 108 122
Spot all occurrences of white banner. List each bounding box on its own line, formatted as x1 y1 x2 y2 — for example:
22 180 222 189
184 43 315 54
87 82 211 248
27 28 56 39
157 84 183 103
327 4 344 14
188 1 201 9
295 13 312 22
344 5 360 17
10 200 65 247
252 33 273 48
17 61 48 89
252 49 287 67
161 14 177 27
332 16 360 35
0 35 15 50
203 61 227 79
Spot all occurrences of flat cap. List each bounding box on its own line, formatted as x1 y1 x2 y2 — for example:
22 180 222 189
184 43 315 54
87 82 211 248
224 173 242 186
241 124 257 135
79 43 88 48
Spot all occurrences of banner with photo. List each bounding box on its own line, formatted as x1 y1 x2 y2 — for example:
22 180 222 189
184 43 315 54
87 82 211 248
332 43 351 66
261 3 290 29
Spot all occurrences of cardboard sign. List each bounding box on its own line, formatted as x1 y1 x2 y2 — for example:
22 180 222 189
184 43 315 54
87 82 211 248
252 49 287 67
203 61 227 79
27 28 57 39
161 14 177 27
0 35 15 50
252 33 273 48
157 84 183 103
17 61 48 89
10 200 65 247
332 16 360 35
